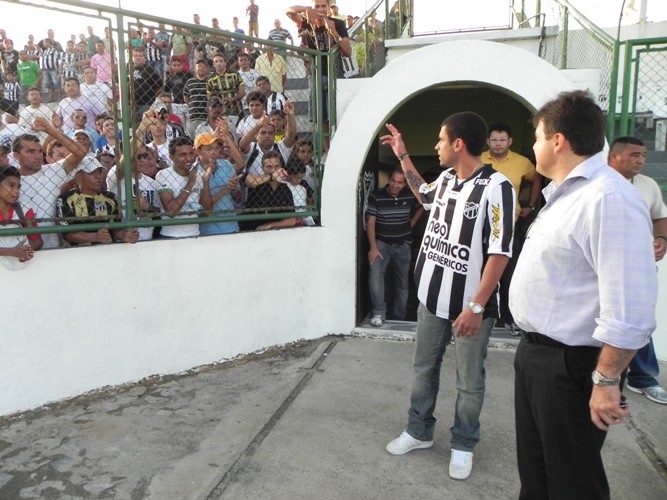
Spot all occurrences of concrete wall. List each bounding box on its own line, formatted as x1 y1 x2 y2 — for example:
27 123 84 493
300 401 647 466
3 38 665 417
2 229 330 416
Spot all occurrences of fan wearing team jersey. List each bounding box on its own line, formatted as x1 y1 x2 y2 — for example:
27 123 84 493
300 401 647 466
381 113 515 481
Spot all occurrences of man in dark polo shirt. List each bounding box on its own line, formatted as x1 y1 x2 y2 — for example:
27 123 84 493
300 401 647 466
366 168 423 326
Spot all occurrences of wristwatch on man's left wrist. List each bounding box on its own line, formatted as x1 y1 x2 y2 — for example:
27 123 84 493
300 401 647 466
467 301 484 314
591 369 620 386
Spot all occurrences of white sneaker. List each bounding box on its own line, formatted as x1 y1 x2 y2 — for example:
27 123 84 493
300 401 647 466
386 430 433 455
370 315 384 327
449 449 473 480
627 383 667 404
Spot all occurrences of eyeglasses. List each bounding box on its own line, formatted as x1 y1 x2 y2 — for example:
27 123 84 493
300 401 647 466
72 114 87 119
137 153 152 159
489 138 508 143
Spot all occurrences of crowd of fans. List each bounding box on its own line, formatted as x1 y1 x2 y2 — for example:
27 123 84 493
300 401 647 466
0 3 365 268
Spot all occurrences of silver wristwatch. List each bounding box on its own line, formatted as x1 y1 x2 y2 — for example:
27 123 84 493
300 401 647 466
591 370 620 386
467 301 484 314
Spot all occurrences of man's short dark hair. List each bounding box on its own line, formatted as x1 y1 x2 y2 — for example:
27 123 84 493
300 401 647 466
256 75 270 86
64 76 80 86
488 121 512 138
247 91 266 105
610 136 644 153
391 167 406 178
269 109 285 119
533 90 605 157
168 135 194 156
12 134 41 153
441 112 488 156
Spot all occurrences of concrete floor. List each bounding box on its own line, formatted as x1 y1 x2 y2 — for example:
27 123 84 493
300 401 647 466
0 335 665 499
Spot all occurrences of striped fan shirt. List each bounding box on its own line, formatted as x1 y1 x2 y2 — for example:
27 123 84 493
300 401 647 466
3 81 20 102
144 41 162 62
60 51 82 79
40 47 61 70
414 164 515 320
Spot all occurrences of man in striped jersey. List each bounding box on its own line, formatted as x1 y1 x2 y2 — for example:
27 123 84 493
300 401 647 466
382 112 515 481
366 168 423 326
39 38 62 102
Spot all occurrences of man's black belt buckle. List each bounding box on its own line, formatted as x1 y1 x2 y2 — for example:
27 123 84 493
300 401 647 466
521 331 567 348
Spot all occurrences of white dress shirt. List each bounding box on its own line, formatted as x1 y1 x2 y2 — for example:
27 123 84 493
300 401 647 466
510 153 657 348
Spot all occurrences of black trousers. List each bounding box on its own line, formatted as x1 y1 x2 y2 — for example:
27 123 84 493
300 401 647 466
514 335 609 500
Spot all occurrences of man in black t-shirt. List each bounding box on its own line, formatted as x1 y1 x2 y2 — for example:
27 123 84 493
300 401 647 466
130 48 161 120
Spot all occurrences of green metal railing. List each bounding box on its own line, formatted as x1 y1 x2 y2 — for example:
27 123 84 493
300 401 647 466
617 38 667 142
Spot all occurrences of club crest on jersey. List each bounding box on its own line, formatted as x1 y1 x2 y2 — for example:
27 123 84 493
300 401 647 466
94 200 107 214
463 202 479 220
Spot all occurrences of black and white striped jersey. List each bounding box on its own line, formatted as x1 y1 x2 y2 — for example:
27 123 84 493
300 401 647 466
415 164 515 320
40 48 61 70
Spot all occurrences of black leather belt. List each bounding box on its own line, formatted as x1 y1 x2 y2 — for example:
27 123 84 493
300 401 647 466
521 331 567 348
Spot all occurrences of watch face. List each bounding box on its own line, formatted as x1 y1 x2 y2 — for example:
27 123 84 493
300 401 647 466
470 303 483 314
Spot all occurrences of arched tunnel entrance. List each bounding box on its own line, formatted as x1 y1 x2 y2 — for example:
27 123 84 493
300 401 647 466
354 84 538 327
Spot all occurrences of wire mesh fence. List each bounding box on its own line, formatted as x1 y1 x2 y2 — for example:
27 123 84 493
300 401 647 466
617 40 667 150
539 0 615 114
0 0 326 257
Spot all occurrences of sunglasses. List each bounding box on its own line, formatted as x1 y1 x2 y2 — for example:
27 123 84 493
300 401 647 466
72 114 87 119
137 153 152 159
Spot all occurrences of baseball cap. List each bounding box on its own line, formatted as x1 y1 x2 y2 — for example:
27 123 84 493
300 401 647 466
194 132 219 149
72 129 91 139
76 156 106 173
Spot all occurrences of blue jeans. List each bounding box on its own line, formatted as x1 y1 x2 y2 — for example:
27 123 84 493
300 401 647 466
368 239 411 320
627 338 660 388
407 303 494 452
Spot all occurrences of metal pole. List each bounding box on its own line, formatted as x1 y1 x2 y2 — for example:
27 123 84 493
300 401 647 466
619 40 634 136
560 6 568 69
607 40 621 141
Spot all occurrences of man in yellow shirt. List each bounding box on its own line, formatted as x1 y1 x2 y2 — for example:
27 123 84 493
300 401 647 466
481 121 541 336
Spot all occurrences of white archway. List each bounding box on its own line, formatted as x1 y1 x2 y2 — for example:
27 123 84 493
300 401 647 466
321 40 578 333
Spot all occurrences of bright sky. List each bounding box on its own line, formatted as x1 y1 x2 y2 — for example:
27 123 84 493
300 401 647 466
1 0 666 48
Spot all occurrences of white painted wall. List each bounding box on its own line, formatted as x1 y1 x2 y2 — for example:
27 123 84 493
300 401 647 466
3 38 665 417
1 229 330 416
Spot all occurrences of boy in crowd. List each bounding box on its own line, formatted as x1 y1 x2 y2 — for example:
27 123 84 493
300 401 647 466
0 165 42 269
1 71 20 116
56 157 140 245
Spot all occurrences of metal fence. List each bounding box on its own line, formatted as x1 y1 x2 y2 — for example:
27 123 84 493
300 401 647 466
539 0 616 131
0 0 327 252
617 39 667 148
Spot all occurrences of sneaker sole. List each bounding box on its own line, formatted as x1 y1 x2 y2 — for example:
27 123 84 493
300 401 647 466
449 469 472 480
627 384 667 404
386 441 433 456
